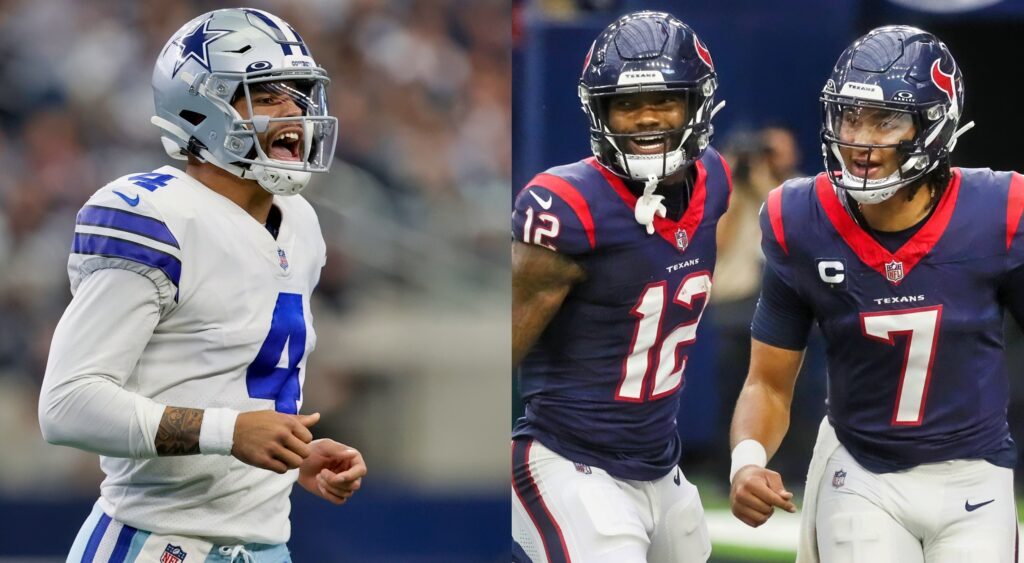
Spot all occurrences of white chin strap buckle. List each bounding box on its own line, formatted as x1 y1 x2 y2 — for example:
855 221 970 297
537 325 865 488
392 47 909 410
635 174 667 235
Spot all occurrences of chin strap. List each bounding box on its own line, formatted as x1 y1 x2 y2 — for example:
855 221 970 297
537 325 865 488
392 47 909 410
709 100 726 120
635 174 667 235
948 120 975 152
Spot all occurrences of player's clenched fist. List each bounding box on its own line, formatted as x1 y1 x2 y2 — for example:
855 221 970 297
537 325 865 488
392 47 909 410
730 466 796 528
298 439 367 505
231 411 321 474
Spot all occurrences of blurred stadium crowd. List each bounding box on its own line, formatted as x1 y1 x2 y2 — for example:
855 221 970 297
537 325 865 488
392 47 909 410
0 0 510 496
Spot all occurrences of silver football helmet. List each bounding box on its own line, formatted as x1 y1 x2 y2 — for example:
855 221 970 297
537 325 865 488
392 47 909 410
152 8 337 195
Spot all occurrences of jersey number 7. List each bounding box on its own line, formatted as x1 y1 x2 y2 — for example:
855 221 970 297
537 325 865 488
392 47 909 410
247 293 306 414
617 272 712 402
860 305 942 426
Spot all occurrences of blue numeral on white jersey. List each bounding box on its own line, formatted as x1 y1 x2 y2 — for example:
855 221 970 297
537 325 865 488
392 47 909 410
128 173 175 192
247 293 306 414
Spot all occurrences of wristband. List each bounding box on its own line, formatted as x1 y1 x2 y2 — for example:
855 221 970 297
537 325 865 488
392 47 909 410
199 407 240 455
729 439 767 483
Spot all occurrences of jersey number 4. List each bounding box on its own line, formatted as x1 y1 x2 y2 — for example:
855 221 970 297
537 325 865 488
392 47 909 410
247 293 306 414
617 272 712 402
860 305 942 426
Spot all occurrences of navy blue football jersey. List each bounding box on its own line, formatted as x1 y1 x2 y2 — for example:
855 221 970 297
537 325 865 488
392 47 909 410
758 169 1024 472
512 149 732 481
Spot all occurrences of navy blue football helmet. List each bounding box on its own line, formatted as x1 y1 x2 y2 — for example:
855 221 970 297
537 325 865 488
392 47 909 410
821 25 973 203
579 11 722 182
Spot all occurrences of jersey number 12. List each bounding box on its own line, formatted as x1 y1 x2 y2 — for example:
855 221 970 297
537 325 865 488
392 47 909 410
617 272 712 402
247 293 306 414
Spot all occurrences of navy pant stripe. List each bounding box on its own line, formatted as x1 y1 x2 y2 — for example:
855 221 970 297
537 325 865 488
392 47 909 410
512 439 571 563
108 523 137 563
81 513 111 563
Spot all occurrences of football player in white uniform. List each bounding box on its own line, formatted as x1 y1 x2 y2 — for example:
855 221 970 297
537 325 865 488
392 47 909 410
38 9 366 563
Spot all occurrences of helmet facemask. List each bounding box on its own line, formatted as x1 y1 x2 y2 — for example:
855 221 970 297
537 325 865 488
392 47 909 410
581 78 720 183
821 97 945 204
194 69 337 195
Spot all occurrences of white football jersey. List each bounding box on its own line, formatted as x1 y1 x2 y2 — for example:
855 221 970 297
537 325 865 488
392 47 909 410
66 166 325 544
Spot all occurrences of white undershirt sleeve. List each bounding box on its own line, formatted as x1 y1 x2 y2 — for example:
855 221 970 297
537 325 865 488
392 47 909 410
39 268 167 458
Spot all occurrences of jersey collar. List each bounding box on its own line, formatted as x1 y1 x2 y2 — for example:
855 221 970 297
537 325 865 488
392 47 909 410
586 157 707 253
815 169 961 285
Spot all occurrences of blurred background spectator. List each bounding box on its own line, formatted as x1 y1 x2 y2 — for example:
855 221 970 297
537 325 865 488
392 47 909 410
0 0 509 561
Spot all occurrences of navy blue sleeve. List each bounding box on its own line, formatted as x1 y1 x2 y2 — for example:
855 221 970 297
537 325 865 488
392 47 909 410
750 263 814 351
999 263 1024 331
512 178 595 256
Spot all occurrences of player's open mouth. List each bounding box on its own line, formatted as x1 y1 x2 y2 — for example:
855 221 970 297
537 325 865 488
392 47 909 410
628 134 669 155
269 128 303 162
849 158 882 179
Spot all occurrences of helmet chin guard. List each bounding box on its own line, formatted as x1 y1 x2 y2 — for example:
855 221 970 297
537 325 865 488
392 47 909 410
245 164 312 196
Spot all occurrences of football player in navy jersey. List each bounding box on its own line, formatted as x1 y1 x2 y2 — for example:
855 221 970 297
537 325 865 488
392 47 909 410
511 11 731 563
729 26 1022 562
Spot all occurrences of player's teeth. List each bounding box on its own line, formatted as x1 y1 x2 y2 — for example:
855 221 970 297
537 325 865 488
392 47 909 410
275 132 299 142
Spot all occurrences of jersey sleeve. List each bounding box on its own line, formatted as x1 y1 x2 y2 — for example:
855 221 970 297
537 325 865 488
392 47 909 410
1001 172 1024 327
751 186 814 349
1004 172 1024 271
751 264 814 350
69 186 182 311
39 268 166 458
512 173 596 256
759 187 797 285
706 146 734 219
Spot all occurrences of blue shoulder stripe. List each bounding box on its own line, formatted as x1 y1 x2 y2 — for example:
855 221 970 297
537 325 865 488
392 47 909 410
76 206 180 249
72 233 181 287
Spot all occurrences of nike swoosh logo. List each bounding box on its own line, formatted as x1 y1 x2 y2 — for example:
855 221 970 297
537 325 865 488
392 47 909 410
965 499 995 512
529 190 552 210
673 470 681 486
113 190 140 207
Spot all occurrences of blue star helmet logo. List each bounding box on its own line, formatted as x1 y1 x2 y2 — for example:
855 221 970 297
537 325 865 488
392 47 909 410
172 18 232 78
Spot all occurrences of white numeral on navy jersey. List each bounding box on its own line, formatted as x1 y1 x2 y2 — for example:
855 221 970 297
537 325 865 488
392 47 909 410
860 305 942 426
617 272 712 402
523 207 559 251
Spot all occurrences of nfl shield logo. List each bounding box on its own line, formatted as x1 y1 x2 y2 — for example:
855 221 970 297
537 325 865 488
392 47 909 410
885 260 904 284
277 248 289 272
832 469 847 489
675 228 689 252
160 544 187 563
573 462 592 474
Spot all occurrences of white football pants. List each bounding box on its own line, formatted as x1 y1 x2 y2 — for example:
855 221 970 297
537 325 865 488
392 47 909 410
511 438 711 563
815 444 1017 563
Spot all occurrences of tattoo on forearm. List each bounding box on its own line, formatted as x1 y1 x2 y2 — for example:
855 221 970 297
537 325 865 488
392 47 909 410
155 407 204 456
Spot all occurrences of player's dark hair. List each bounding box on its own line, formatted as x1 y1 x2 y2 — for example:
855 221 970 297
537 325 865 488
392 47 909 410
904 158 951 202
